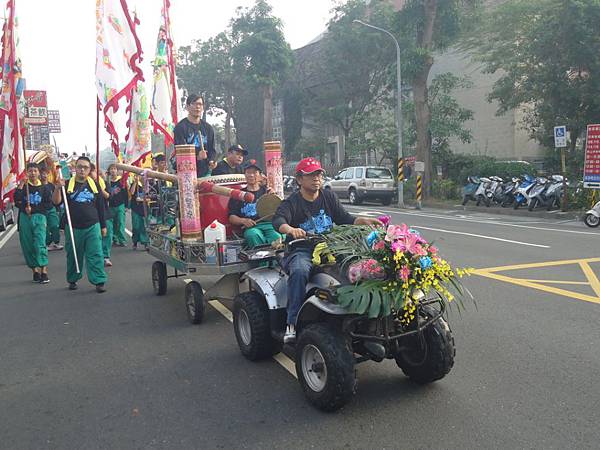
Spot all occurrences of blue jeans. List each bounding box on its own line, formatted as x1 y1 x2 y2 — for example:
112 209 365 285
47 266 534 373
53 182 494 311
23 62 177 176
283 248 313 325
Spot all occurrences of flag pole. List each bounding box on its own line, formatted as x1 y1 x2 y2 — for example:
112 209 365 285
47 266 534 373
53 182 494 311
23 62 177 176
96 98 101 172
58 168 80 274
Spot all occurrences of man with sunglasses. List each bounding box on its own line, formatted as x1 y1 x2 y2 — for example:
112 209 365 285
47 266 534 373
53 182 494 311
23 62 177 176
173 94 216 177
272 158 382 343
53 156 108 293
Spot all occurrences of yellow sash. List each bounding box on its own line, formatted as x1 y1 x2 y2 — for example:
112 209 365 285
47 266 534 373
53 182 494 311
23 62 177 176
67 177 98 194
27 180 42 187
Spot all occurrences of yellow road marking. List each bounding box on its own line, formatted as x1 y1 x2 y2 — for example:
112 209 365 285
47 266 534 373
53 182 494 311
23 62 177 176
473 257 600 305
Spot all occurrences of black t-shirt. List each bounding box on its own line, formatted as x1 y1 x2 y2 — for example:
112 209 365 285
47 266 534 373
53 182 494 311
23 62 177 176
108 179 128 208
212 158 243 177
14 183 53 215
272 189 355 234
57 180 106 229
130 183 146 216
228 185 267 220
173 118 215 177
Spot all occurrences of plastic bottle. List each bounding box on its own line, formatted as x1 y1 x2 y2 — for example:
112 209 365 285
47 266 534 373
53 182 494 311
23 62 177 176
204 220 227 264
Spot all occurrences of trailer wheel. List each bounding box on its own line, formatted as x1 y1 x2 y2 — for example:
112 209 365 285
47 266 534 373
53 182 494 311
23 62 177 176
151 261 167 296
185 281 205 324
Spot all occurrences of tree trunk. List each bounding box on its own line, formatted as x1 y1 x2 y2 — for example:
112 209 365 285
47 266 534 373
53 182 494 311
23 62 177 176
413 0 438 198
263 84 273 143
224 95 233 150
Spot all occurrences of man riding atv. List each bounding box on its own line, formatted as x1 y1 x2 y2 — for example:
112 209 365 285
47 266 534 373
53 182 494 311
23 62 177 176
272 158 382 343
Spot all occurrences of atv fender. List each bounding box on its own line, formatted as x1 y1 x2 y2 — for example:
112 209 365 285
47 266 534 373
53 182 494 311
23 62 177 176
241 267 288 310
296 296 351 333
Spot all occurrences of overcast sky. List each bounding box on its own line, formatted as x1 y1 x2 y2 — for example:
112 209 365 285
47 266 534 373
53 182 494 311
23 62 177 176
17 0 334 154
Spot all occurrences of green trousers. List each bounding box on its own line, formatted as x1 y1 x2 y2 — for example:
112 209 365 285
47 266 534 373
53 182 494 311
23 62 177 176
110 204 127 245
45 207 60 245
64 223 107 285
102 218 114 259
243 221 282 248
131 211 149 245
19 212 48 269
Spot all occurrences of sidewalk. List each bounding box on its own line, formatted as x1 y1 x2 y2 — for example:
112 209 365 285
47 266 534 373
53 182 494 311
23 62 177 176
400 198 582 221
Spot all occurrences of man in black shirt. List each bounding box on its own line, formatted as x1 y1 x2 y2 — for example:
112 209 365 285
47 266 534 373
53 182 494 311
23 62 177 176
14 163 53 283
212 144 247 176
53 156 108 293
173 94 216 177
273 158 382 342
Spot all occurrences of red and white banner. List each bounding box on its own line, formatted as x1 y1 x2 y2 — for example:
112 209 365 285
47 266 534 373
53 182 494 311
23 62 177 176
23 90 47 125
584 124 600 188
124 83 151 165
150 0 181 146
0 0 25 199
95 0 144 157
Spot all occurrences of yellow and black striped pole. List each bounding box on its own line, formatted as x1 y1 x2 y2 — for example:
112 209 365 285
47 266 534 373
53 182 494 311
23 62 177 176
416 174 423 210
397 158 404 182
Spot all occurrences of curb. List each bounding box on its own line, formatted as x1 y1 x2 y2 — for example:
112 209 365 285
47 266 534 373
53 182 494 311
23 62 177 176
397 200 582 221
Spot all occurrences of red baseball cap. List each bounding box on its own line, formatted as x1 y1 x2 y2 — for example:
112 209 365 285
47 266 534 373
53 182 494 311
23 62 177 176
295 157 325 175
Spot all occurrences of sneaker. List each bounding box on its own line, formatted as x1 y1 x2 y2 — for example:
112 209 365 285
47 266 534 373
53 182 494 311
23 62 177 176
104 258 113 267
283 324 296 344
53 243 63 250
40 273 49 284
96 283 107 294
68 282 78 290
33 272 41 283
144 244 149 252
132 243 138 251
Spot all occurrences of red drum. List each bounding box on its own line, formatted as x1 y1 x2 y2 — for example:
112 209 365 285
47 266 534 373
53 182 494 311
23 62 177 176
198 174 246 237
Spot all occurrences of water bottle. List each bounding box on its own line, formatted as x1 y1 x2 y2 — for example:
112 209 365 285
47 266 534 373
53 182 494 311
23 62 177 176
204 220 227 264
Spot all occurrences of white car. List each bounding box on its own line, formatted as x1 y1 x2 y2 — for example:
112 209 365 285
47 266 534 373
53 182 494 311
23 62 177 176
324 166 396 205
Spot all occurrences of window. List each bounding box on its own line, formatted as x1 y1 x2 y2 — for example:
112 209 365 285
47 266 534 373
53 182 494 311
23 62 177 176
336 170 347 179
366 168 392 179
345 168 354 179
273 126 282 140
355 168 364 178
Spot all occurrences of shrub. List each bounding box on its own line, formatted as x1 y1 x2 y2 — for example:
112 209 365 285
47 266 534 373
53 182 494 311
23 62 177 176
432 179 460 200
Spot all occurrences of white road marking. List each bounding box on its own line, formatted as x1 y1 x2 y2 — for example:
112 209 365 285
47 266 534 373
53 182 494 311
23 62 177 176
348 206 597 236
412 225 551 248
0 224 17 250
182 278 297 378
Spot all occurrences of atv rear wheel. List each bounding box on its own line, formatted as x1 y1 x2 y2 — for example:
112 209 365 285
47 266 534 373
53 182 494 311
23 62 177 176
395 307 455 384
233 291 281 360
296 323 356 412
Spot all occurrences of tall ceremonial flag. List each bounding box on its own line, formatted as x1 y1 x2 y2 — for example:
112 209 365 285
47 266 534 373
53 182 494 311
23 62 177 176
0 0 24 199
150 0 180 145
95 0 144 159
124 82 151 164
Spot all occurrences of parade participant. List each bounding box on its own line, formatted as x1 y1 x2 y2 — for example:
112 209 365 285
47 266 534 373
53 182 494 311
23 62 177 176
128 174 149 250
107 163 128 247
173 94 216 177
272 157 382 343
212 144 247 176
52 156 108 293
228 160 281 248
40 167 63 251
90 163 113 267
14 163 53 283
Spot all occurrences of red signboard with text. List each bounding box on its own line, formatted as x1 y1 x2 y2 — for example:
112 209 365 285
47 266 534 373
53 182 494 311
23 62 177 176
23 90 48 125
584 124 600 188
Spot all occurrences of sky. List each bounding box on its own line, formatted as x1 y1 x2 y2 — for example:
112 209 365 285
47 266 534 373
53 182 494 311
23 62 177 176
17 0 335 155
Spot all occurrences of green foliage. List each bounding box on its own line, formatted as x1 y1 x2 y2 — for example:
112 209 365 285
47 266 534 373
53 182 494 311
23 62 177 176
469 0 600 150
441 154 537 185
432 179 460 200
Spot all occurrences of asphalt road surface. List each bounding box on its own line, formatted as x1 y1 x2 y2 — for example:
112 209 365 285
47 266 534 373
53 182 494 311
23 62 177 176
1 204 599 449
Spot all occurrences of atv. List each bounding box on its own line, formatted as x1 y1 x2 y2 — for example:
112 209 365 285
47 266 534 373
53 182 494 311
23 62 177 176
232 238 456 412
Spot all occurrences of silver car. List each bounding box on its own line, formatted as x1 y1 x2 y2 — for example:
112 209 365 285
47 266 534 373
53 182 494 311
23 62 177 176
325 166 396 205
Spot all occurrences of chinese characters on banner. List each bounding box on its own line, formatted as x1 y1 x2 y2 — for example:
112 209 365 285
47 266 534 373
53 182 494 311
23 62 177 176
23 90 47 125
584 124 600 187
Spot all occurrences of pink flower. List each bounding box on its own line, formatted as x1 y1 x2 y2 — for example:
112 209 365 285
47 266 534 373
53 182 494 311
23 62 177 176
429 245 438 255
398 266 411 282
373 240 386 251
385 223 411 241
394 232 428 256
378 215 391 227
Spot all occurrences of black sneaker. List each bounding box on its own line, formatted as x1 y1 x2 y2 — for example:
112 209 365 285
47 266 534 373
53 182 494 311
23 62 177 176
132 243 138 251
144 244 149 252
33 272 41 283
96 283 106 293
68 282 78 290
40 273 49 284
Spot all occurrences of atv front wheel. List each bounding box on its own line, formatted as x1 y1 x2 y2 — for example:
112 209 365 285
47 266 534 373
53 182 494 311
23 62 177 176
395 307 455 384
233 291 281 360
296 323 356 412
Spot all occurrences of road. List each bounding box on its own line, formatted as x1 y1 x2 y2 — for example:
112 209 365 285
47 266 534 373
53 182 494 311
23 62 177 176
1 204 599 449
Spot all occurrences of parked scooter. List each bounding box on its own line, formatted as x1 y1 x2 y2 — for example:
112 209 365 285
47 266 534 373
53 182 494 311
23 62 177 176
488 176 504 205
584 200 600 227
513 174 536 209
499 177 520 207
462 176 482 206
528 175 563 211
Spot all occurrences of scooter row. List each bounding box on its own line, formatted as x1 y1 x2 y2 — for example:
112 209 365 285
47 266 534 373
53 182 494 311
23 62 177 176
462 174 564 211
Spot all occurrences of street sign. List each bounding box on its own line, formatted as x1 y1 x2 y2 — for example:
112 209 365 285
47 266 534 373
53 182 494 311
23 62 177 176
23 90 48 125
583 124 600 188
47 109 61 133
414 161 425 172
554 125 567 148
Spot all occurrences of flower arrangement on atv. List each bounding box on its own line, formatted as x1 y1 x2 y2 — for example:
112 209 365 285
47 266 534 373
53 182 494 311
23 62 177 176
312 216 473 322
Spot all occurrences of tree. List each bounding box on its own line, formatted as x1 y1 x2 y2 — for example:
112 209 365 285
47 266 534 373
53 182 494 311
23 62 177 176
230 0 294 153
470 0 600 168
393 0 482 195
